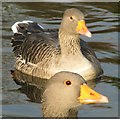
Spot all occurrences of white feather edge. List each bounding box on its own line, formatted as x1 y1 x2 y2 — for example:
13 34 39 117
17 57 37 66
11 20 44 33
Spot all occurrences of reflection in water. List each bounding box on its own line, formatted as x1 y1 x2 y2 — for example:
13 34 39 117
101 75 120 89
11 70 47 103
88 42 120 64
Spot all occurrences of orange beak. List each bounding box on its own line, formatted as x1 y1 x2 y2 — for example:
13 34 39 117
76 20 92 37
78 84 109 104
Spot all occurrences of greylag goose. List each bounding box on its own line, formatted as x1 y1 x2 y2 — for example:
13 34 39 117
42 71 108 117
11 8 103 80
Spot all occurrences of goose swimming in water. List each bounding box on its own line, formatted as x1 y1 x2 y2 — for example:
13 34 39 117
42 71 108 117
11 8 103 80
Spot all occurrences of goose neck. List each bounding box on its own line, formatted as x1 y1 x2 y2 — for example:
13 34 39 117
59 31 81 55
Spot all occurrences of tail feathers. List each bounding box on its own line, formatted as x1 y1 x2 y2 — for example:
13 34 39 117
11 33 24 57
11 20 44 57
11 20 44 34
11 33 25 46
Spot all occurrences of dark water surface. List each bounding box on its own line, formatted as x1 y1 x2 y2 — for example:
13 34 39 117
2 2 119 118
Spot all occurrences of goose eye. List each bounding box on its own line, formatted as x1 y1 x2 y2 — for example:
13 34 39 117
64 80 72 86
70 16 73 20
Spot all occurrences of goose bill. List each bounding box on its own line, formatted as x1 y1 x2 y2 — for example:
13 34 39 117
76 20 92 37
78 84 109 104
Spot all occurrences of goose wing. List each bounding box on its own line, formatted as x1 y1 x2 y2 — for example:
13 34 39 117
11 21 60 64
80 39 98 62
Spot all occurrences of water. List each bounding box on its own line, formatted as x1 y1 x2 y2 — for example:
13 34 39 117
2 2 119 118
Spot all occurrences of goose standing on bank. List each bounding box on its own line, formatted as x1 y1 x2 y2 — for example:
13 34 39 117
11 8 103 80
42 71 108 117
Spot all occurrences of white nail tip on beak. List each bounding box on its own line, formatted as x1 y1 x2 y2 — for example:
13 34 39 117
86 31 92 37
100 96 109 103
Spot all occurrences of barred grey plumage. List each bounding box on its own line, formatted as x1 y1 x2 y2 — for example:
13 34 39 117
11 8 103 80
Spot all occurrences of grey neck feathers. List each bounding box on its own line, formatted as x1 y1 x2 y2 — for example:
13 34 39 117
59 31 81 56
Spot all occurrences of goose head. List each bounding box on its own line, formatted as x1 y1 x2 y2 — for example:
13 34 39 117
42 71 108 117
59 8 92 37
